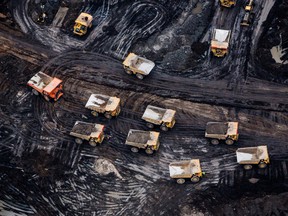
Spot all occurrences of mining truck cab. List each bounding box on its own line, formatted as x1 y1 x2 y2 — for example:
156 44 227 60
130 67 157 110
73 13 93 36
27 72 63 101
169 159 204 184
219 0 236 8
122 53 155 80
236 145 270 170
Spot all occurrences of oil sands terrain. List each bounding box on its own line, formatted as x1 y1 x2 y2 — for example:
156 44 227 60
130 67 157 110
0 0 288 215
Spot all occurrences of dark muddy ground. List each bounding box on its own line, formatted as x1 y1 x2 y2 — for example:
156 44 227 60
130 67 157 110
0 0 288 215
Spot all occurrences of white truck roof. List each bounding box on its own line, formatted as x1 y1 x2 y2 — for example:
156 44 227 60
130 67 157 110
236 146 269 164
123 53 155 75
211 29 231 49
169 159 202 178
142 105 176 124
85 94 120 112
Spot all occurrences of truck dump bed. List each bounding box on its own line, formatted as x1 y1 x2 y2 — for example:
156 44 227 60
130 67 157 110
236 146 269 164
75 12 92 26
125 129 159 148
142 105 176 124
211 29 231 49
85 94 120 112
123 53 155 75
28 72 53 91
70 121 104 140
205 122 238 136
169 159 201 179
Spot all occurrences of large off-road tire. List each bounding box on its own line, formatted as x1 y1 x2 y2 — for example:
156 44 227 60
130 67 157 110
89 139 97 147
125 70 132 75
32 89 39 95
145 148 154 155
146 122 154 129
75 138 83 144
91 111 98 117
243 164 253 170
225 138 234 145
43 95 50 102
210 139 220 145
130 147 139 153
160 125 168 131
104 112 112 119
136 73 144 80
176 178 185 184
191 176 200 183
258 162 267 169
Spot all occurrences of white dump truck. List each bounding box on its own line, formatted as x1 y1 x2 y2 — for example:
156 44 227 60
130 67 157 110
169 159 204 184
205 122 239 145
141 105 176 131
70 121 105 146
236 145 270 170
211 29 231 57
125 129 160 154
85 94 121 119
122 53 155 79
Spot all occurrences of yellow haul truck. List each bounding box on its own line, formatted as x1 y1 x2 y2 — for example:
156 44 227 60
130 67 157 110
142 105 176 131
236 145 270 170
85 94 121 119
73 12 93 36
169 159 204 184
241 0 255 26
125 129 160 155
219 0 236 8
211 29 231 57
122 53 155 79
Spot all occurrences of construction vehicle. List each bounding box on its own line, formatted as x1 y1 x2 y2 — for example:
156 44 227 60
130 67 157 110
70 121 105 146
219 0 236 8
85 94 121 119
241 0 255 26
27 71 63 102
122 53 155 79
205 122 239 145
142 105 176 131
211 29 231 57
236 145 270 170
169 159 204 184
73 12 93 36
125 129 160 155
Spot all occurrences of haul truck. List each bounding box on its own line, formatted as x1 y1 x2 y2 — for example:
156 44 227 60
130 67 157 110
125 129 160 155
73 12 93 36
219 0 236 8
27 71 63 101
169 159 204 184
205 122 239 145
85 94 121 119
211 29 231 57
241 0 255 26
70 121 105 146
236 145 270 170
122 53 155 80
142 105 176 131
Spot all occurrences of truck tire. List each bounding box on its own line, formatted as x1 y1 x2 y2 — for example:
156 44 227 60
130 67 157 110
160 125 168 131
125 70 132 75
89 139 97 147
136 73 144 80
104 112 112 119
210 139 219 145
131 147 139 153
91 111 98 117
146 122 154 129
145 148 154 155
176 178 185 184
32 89 39 95
191 176 200 183
258 162 267 169
225 139 234 145
243 164 253 170
75 138 83 144
43 95 50 102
